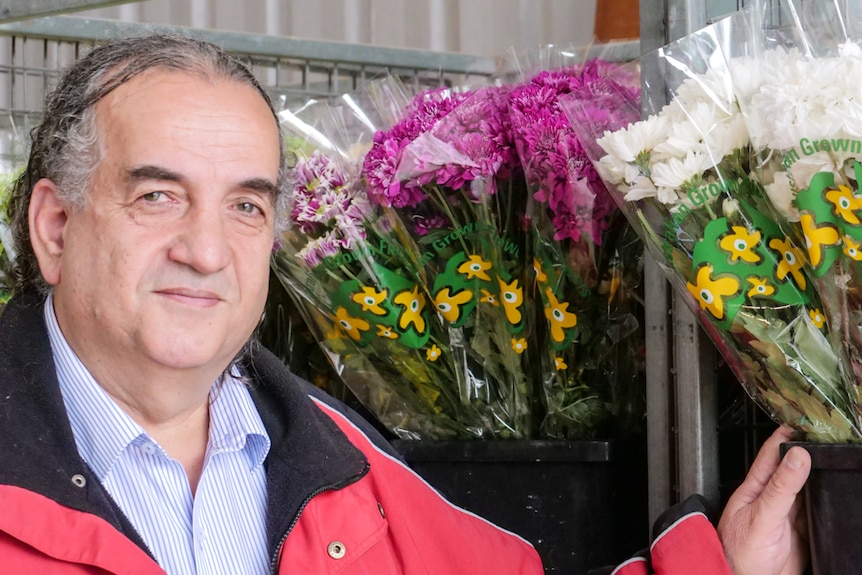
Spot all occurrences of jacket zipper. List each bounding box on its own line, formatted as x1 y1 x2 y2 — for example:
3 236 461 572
268 462 370 574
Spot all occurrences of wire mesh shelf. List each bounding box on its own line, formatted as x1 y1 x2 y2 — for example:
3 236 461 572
0 15 499 168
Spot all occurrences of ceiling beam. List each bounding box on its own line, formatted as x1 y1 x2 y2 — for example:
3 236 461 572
0 0 139 23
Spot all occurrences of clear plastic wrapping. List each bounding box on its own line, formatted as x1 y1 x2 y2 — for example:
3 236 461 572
567 4 862 442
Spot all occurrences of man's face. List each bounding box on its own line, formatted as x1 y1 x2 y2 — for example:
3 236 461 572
46 70 280 383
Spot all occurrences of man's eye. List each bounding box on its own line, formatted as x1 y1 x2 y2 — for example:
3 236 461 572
237 201 263 215
140 191 167 202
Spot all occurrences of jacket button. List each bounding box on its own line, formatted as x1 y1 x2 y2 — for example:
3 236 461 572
71 474 87 488
327 541 346 559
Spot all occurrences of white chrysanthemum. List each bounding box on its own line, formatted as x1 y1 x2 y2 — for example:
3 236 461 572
790 154 842 191
597 114 671 162
722 197 741 219
596 154 629 184
651 151 712 189
745 49 862 149
598 154 642 185
764 171 800 221
659 99 689 124
656 185 684 205
839 41 862 58
652 115 706 159
675 69 735 112
702 113 749 160
728 56 765 102
623 175 659 202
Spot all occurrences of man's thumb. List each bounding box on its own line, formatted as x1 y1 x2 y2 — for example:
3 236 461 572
756 446 811 519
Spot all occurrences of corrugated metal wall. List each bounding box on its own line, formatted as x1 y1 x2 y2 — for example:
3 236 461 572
74 0 598 58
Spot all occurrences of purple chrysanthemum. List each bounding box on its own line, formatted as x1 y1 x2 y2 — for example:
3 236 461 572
509 60 635 244
412 213 450 237
362 88 469 208
362 85 519 207
290 149 372 256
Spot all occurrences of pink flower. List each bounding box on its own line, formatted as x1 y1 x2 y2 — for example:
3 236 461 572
509 61 635 244
289 149 372 254
297 231 342 267
362 88 470 207
412 213 450 236
363 85 518 205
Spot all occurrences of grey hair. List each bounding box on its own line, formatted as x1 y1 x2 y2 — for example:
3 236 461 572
7 33 290 297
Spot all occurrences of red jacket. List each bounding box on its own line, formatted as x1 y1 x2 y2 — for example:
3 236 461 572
0 296 542 574
0 296 731 574
593 496 734 575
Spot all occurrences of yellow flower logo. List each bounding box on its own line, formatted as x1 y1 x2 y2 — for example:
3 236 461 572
554 356 567 370
544 288 577 343
333 307 370 341
433 287 473 323
825 184 862 225
511 338 528 354
844 236 862 261
426 344 442 361
498 277 524 325
480 289 499 306
323 323 342 341
809 308 826 329
800 214 839 268
719 226 762 263
746 276 776 298
769 237 807 290
686 265 740 321
393 285 427 334
533 258 548 283
351 286 388 315
607 273 621 303
376 324 398 339
457 255 492 281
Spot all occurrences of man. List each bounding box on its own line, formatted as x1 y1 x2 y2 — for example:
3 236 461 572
0 34 810 574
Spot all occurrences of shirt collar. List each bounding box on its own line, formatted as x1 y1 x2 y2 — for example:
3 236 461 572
45 294 271 479
208 366 271 470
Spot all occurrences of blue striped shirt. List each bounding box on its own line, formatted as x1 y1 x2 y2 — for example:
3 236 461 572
45 295 272 575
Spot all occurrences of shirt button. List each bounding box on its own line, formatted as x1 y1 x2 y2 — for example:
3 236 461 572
141 443 156 456
327 541 346 560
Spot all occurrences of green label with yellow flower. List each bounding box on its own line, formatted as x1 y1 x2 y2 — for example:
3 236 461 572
324 247 526 352
796 163 862 278
428 250 525 333
688 204 811 329
329 263 431 349
532 256 580 351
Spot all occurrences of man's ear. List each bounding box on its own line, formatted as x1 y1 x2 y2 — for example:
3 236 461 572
29 178 68 286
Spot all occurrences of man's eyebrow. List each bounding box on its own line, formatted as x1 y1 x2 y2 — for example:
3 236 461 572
125 166 278 198
240 177 279 199
126 165 184 183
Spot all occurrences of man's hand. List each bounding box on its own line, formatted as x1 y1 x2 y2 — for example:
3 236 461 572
717 426 811 575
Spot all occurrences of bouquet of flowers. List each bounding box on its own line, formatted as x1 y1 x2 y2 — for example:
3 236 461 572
726 0 862 431
507 47 646 439
271 78 537 439
566 9 862 442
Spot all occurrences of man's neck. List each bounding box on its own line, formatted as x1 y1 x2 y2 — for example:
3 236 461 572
98 371 214 495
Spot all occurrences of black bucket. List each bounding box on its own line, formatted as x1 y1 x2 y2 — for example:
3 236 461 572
782 442 862 575
391 439 648 574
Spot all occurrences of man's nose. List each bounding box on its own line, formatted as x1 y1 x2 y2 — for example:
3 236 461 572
168 205 231 274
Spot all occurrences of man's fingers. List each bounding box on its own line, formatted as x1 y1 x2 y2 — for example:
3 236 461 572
730 426 797 507
752 445 811 526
